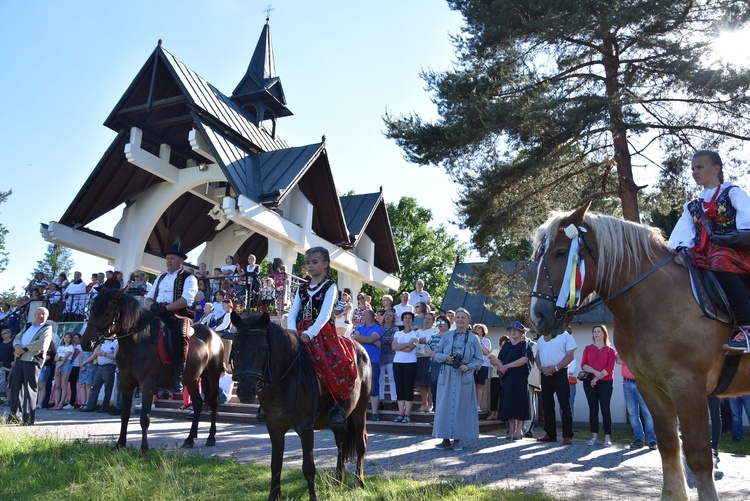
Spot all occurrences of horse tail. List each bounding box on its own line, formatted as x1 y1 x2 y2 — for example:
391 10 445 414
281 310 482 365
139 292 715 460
341 414 357 463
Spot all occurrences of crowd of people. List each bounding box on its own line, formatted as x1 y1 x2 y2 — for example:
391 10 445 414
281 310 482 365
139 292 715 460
0 251 313 418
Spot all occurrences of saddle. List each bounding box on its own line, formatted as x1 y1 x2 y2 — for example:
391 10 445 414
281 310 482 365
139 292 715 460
677 250 732 324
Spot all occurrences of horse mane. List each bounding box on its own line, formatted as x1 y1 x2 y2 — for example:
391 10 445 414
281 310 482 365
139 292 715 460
265 321 317 394
533 210 670 294
91 289 151 341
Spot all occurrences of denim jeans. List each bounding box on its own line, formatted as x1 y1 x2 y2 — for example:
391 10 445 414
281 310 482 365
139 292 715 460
559 383 576 418
623 380 656 443
730 395 750 439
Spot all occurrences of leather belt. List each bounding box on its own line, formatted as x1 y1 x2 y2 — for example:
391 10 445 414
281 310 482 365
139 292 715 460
623 377 636 383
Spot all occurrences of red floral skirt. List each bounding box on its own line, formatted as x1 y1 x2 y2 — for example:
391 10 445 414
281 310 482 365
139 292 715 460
298 320 357 401
693 243 750 274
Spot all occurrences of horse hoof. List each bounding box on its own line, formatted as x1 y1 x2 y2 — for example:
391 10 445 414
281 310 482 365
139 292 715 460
205 438 215 447
181 440 194 449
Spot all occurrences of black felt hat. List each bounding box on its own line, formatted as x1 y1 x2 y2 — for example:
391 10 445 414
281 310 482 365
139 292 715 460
164 240 188 260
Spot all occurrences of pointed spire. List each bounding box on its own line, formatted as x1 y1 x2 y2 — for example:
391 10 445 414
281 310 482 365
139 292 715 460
232 19 292 126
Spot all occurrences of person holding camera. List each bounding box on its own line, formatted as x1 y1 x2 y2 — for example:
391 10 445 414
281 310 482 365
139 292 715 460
427 308 483 451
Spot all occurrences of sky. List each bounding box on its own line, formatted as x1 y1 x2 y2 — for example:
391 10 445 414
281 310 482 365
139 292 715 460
0 0 470 292
1 2 749 294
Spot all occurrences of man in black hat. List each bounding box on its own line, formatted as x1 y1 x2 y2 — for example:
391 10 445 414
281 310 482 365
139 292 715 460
144 241 198 392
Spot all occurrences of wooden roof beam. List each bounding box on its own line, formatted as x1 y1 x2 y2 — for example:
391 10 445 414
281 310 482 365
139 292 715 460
188 128 217 163
116 95 188 116
124 127 179 183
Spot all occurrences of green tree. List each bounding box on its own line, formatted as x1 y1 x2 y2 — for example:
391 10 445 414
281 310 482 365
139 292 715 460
365 196 468 307
0 190 10 273
385 0 750 255
0 286 22 307
34 244 74 282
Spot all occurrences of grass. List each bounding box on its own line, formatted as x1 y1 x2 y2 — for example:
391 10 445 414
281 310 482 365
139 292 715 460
0 430 555 501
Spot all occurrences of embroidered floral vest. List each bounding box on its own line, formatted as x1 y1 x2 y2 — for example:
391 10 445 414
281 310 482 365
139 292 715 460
295 279 335 326
687 186 739 242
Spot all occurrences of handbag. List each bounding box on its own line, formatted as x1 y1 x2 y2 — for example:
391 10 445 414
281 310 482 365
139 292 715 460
577 346 604 381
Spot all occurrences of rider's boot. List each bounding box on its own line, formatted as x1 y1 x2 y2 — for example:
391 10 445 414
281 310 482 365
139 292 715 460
172 334 187 392
328 404 346 429
724 326 750 355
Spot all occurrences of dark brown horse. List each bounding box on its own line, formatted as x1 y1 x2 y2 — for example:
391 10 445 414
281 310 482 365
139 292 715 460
530 202 750 500
80 288 224 454
230 312 371 501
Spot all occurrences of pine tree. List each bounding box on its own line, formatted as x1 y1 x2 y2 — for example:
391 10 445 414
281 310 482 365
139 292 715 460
385 1 750 256
34 244 74 282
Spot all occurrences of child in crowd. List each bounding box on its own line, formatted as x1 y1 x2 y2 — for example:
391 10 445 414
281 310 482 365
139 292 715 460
260 277 275 309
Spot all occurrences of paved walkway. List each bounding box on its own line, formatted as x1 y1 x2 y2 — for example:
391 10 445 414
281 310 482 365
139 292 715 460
3 408 749 500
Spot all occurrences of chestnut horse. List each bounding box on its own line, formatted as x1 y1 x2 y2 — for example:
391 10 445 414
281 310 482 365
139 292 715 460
530 202 750 501
230 311 371 501
81 288 224 454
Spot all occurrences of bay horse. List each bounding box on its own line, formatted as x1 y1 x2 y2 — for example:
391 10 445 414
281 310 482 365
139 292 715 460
80 288 224 454
530 201 750 501
230 311 371 501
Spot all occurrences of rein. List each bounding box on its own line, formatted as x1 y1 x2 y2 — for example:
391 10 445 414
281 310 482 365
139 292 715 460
531 227 676 323
87 301 154 346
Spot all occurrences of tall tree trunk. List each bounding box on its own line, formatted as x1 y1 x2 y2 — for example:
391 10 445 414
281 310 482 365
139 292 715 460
603 35 640 222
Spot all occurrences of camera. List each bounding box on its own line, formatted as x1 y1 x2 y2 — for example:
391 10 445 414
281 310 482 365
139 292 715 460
450 355 463 369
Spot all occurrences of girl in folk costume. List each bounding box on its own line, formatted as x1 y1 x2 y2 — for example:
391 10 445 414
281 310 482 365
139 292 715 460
286 247 357 427
669 150 750 353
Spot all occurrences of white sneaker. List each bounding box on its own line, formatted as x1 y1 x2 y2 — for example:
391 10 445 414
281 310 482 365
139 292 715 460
62 404 74 410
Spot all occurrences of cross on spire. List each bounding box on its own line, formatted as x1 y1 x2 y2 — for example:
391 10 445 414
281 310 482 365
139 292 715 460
264 4 274 22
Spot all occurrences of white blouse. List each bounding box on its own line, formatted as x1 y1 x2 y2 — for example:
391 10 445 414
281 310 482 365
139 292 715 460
669 182 750 249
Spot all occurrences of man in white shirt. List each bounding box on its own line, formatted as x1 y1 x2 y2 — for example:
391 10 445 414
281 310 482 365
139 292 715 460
6 307 52 425
408 279 431 307
145 241 198 392
394 292 414 328
535 330 577 444
80 336 119 412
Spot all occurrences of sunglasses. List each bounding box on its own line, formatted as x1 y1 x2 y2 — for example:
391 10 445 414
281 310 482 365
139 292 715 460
436 320 447 325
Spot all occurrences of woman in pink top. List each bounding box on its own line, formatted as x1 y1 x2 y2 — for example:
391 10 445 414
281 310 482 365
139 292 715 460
580 325 617 446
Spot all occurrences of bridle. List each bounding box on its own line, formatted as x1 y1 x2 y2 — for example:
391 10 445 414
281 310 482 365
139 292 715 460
530 229 598 322
232 326 305 393
86 309 121 346
86 300 154 346
530 226 676 324
231 328 271 386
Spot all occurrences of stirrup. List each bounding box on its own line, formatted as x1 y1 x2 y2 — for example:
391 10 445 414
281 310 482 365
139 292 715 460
723 326 750 355
328 406 346 429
